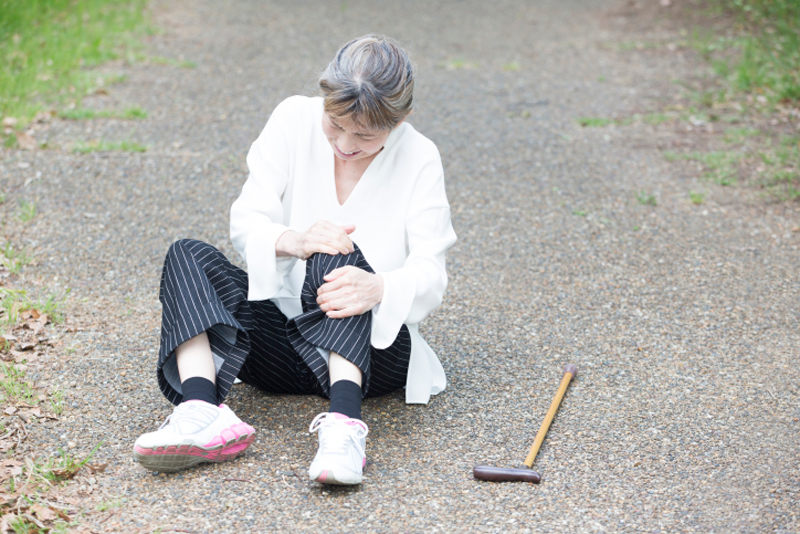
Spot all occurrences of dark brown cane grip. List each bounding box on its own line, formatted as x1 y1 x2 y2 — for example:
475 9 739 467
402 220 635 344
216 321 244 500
563 364 578 378
473 465 541 483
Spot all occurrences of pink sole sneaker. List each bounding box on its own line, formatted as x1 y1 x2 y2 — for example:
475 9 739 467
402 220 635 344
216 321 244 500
134 422 255 472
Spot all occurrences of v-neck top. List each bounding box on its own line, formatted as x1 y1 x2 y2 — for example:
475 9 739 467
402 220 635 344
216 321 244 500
230 96 457 404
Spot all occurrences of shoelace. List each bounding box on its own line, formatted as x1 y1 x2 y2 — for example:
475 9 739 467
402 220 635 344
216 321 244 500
309 413 368 457
157 402 215 434
158 403 190 431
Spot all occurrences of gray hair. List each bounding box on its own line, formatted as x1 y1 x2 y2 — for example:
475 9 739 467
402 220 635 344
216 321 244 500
319 34 415 131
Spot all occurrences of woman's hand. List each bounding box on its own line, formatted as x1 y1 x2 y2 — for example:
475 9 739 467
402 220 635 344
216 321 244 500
276 220 355 260
316 267 384 318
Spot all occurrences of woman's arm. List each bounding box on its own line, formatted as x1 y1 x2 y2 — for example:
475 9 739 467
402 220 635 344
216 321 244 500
315 155 457 345
230 98 297 301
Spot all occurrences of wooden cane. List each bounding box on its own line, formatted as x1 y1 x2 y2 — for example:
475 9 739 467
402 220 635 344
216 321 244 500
473 364 577 482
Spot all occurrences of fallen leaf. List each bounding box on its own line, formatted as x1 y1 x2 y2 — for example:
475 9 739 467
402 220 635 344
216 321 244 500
9 350 25 360
24 322 43 335
1 117 17 128
16 132 35 150
32 111 53 124
29 505 56 522
3 408 16 416
0 460 23 480
0 513 17 534
86 463 107 473
16 343 34 351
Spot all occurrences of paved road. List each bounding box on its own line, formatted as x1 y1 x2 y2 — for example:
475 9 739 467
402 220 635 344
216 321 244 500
1 0 798 532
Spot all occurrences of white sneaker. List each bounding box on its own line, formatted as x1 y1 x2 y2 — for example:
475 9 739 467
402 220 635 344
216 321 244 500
133 401 255 472
308 412 368 485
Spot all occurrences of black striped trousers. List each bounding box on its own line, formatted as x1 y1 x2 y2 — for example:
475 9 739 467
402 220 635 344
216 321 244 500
157 239 411 406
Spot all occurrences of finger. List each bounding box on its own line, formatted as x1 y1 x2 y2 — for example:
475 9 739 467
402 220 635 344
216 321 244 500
325 306 360 319
322 266 352 283
342 224 356 234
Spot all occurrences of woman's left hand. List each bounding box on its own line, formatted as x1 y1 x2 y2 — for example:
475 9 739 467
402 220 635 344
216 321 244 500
316 266 384 318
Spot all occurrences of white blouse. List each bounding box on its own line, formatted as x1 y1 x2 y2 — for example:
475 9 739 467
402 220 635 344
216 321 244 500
230 96 457 404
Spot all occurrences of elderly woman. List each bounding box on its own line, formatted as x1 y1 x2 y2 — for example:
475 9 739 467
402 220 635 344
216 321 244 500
133 34 457 485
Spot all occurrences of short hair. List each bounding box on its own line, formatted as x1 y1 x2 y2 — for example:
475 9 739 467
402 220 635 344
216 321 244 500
319 34 415 131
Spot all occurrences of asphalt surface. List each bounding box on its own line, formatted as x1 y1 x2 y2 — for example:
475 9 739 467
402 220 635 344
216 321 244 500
1 0 798 532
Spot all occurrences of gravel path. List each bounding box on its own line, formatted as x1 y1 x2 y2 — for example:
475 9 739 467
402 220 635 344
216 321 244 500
1 0 798 532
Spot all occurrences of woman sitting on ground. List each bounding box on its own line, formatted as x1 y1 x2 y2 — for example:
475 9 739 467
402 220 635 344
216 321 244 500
133 34 457 485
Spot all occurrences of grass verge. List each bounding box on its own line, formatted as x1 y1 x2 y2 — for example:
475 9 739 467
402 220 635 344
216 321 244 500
692 0 800 104
59 106 147 120
0 0 151 126
72 139 147 154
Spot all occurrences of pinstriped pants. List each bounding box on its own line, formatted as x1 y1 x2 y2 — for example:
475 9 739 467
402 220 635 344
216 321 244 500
157 239 411 406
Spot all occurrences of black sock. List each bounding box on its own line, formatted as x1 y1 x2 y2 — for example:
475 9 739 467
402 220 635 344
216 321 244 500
329 380 362 420
181 376 218 405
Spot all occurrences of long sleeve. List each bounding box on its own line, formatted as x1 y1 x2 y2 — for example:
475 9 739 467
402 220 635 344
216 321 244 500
230 98 300 301
370 156 457 349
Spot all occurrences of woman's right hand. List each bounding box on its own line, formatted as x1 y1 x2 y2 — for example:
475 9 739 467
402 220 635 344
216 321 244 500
275 220 355 260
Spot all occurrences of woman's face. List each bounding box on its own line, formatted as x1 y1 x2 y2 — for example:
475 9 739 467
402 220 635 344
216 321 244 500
322 113 392 162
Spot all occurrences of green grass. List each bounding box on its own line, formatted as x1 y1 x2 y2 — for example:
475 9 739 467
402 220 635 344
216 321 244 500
72 139 146 153
148 55 196 69
0 287 70 326
690 190 706 204
1 243 31 274
757 136 800 199
0 362 40 406
691 0 800 103
17 200 36 222
636 191 657 206
502 61 520 71
578 115 661 127
642 113 671 125
0 0 151 125
95 498 126 512
724 127 760 143
578 117 615 127
50 388 64 416
679 151 742 185
59 106 147 120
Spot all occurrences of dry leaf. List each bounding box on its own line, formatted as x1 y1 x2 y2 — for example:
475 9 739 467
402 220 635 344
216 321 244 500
26 322 43 335
16 131 35 149
32 111 53 124
16 343 34 351
29 505 56 522
9 350 25 360
86 463 107 473
0 460 23 480
0 513 17 534
3 408 16 416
